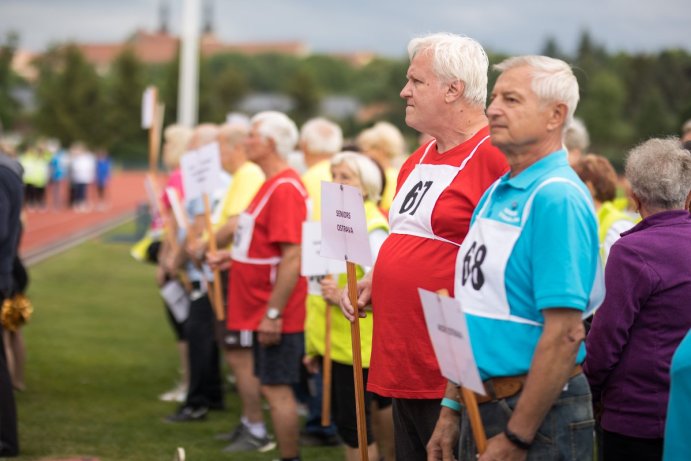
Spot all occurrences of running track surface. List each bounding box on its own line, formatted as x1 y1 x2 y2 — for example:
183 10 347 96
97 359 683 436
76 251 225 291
19 171 149 263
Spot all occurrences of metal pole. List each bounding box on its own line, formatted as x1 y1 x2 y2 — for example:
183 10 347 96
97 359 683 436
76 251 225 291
177 0 200 127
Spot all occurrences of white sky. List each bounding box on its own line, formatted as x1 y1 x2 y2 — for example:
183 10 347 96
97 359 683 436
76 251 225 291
1 0 690 57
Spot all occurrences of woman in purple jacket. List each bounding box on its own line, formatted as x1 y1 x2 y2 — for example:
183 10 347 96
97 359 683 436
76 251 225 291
584 137 691 461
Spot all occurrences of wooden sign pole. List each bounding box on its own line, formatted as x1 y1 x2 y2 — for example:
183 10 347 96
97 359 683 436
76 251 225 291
203 193 225 321
321 275 333 427
347 261 368 461
436 289 487 454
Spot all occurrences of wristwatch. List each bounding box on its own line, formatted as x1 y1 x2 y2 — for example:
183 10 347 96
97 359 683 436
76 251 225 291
266 307 281 320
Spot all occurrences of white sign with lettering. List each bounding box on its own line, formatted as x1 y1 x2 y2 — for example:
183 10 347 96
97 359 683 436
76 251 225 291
418 288 485 395
180 142 222 203
320 181 372 267
141 86 156 129
301 221 347 277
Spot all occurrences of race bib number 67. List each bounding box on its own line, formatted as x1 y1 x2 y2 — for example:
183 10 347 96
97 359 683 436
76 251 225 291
399 180 434 215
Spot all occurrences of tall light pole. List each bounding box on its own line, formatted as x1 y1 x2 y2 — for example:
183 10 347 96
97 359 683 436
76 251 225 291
177 0 200 127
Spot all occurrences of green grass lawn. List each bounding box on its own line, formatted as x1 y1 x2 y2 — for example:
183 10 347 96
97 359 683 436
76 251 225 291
14 222 342 461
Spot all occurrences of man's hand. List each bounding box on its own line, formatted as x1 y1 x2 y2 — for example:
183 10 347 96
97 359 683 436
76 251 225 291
257 316 282 347
303 355 320 374
339 271 372 322
206 249 232 271
320 277 342 305
478 432 527 461
427 408 461 461
186 238 207 265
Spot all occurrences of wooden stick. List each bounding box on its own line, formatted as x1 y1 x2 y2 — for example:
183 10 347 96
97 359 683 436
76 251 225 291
321 276 333 427
436 289 487 454
461 386 487 454
346 261 368 461
203 193 225 321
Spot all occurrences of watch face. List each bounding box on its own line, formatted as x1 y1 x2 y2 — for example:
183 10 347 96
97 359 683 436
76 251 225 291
267 308 280 319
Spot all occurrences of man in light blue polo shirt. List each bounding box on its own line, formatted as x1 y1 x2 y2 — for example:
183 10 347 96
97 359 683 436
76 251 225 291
427 56 603 461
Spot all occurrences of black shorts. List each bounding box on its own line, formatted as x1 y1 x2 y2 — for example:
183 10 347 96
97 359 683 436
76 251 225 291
215 319 253 350
331 361 391 448
253 332 304 385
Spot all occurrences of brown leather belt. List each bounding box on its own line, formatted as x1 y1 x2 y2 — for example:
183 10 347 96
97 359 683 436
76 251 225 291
473 365 582 404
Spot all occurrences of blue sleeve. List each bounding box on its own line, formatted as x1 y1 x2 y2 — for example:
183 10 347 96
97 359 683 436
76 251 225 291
530 182 598 311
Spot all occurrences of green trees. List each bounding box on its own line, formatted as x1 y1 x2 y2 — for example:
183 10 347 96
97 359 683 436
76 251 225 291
10 30 691 164
34 44 107 149
0 32 22 134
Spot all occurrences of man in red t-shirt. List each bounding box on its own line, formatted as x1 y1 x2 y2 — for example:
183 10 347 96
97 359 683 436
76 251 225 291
341 33 508 460
209 111 308 460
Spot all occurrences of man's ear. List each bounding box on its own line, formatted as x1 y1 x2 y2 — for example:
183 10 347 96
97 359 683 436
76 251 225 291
546 102 568 132
445 80 465 103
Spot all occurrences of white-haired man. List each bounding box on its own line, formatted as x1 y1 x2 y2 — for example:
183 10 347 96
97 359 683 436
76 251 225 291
210 111 309 461
428 56 603 461
340 33 508 460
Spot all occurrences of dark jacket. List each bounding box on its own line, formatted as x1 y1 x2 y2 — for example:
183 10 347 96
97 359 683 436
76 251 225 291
0 152 24 297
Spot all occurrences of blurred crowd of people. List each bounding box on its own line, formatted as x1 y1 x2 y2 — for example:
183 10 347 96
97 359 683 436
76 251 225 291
2 30 691 461
3 140 112 213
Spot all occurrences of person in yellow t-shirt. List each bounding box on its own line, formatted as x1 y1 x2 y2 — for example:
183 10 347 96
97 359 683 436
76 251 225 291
305 151 393 461
356 121 407 215
300 117 343 221
298 117 344 446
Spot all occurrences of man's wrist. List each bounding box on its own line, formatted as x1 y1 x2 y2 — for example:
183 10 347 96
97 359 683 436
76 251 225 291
265 307 282 320
440 397 462 413
503 426 533 450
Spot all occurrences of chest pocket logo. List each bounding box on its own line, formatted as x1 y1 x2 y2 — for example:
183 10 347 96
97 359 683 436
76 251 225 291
461 241 487 290
399 180 434 215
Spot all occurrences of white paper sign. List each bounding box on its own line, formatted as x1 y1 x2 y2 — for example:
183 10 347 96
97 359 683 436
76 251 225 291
418 288 486 395
160 280 190 323
165 187 188 231
301 221 347 277
141 86 156 129
180 143 223 202
320 181 372 267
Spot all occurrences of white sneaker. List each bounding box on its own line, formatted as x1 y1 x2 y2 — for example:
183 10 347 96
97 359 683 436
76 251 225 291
159 383 187 402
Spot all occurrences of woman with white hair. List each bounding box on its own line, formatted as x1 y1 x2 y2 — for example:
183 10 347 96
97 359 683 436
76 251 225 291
308 152 393 461
584 137 691 461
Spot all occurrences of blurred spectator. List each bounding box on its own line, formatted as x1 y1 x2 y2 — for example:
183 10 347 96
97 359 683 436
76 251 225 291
356 121 407 213
95 150 112 211
48 145 69 210
585 137 691 461
156 124 193 403
0 143 23 457
572 154 636 264
69 143 96 212
19 145 50 211
564 117 590 166
164 123 226 422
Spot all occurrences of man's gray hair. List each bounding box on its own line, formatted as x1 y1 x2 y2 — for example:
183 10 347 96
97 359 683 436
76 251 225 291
300 117 343 156
564 118 590 152
625 137 691 210
251 111 299 159
494 56 579 127
408 33 488 107
218 121 249 150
